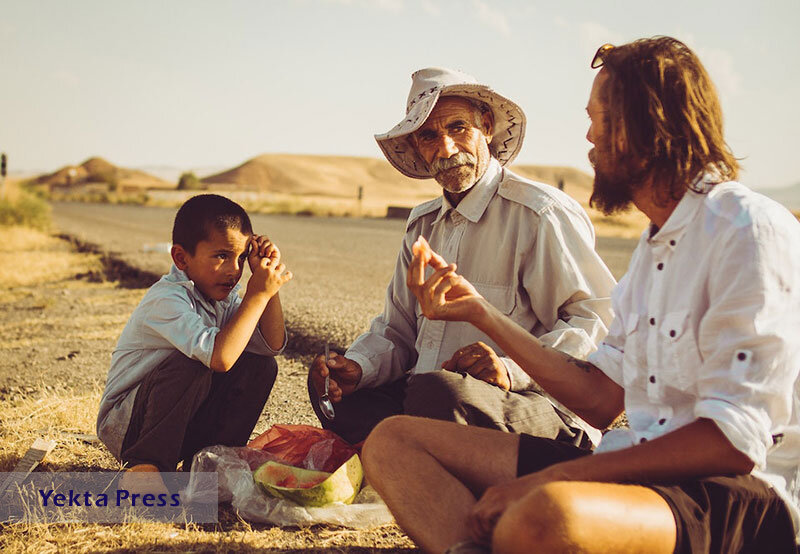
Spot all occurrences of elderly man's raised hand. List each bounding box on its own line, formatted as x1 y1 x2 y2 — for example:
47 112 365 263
442 341 510 390
310 352 362 403
247 235 292 298
407 236 485 323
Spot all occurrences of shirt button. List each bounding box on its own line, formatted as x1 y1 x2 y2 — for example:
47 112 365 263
649 317 655 326
649 375 656 383
659 418 666 425
737 352 747 361
670 240 676 246
669 330 676 338
639 437 648 444
657 262 664 270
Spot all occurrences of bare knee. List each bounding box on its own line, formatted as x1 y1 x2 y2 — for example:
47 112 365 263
493 482 582 554
362 415 419 484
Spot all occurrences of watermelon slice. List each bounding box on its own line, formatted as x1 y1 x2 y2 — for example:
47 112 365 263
253 453 363 507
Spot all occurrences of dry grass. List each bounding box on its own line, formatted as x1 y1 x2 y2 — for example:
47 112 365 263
0 226 102 288
0 388 117 473
147 189 435 219
589 210 649 239
0 183 51 231
0 225 57 252
0 388 414 552
0 519 416 553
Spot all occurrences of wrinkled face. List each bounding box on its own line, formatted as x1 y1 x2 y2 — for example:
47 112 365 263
586 70 643 215
412 96 494 194
172 226 250 302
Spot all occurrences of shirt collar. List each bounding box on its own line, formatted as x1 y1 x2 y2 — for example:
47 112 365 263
165 264 240 311
647 173 710 250
433 158 502 224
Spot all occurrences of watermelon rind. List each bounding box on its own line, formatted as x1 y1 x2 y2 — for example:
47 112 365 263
253 453 363 507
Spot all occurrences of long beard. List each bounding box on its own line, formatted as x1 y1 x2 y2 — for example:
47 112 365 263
589 146 646 215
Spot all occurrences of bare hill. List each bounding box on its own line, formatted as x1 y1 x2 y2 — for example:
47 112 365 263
202 154 441 199
201 153 593 206
759 182 800 211
37 157 170 189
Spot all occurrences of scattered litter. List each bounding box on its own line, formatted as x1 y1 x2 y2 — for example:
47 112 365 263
0 438 57 499
142 242 172 254
34 429 100 445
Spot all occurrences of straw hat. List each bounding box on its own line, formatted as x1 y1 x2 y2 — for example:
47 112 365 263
375 67 526 179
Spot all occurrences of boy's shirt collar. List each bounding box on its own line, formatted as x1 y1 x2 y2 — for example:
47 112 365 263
165 264 241 312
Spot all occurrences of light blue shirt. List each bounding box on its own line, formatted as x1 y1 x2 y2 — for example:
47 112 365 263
96 264 286 458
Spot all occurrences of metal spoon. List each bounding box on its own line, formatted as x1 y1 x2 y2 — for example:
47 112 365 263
319 343 336 420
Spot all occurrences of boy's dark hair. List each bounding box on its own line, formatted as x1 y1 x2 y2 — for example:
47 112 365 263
172 194 253 254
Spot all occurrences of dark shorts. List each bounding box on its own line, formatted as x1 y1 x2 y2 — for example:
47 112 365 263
517 433 798 554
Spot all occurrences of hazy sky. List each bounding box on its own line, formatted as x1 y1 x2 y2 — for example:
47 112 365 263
3 0 799 189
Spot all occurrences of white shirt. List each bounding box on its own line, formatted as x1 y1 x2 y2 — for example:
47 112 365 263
346 158 616 444
96 265 286 458
588 179 800 540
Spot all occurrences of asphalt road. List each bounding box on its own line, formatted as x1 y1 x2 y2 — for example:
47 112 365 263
51 201 638 354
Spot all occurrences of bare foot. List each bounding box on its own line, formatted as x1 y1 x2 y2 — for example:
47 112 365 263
119 463 169 496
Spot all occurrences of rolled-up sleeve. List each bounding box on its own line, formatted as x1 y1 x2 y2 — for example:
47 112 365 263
586 270 631 387
247 324 287 356
693 224 800 469
224 296 287 356
586 313 626 387
347 238 419 390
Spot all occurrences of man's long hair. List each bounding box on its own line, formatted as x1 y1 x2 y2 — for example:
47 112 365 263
598 36 739 206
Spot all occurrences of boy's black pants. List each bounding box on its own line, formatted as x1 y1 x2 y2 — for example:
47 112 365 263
121 351 277 472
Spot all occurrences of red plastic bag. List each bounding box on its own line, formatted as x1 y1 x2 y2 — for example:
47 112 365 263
247 424 359 473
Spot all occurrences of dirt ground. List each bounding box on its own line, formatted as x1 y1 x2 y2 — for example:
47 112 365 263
0 226 417 553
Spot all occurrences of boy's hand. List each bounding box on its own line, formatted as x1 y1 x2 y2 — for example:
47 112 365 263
247 235 292 298
248 235 280 271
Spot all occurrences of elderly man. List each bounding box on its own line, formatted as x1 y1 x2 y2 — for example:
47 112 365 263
363 39 800 554
308 67 616 445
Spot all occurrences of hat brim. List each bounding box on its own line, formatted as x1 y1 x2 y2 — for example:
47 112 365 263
375 84 526 179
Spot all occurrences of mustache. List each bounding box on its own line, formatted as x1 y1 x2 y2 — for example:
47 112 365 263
430 152 476 174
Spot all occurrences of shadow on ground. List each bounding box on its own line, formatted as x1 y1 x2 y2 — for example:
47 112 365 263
57 234 162 289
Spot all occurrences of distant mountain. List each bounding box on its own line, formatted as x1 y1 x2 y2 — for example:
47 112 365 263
34 153 600 211
134 165 227 184
200 153 594 206
757 182 800 211
200 153 439 198
36 157 169 189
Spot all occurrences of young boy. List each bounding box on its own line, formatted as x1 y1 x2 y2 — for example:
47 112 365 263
96 194 292 485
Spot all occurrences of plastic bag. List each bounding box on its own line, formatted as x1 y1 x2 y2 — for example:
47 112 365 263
247 424 359 473
185 444 393 528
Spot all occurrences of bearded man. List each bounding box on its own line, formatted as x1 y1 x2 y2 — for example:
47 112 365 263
307 67 616 446
362 39 800 554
